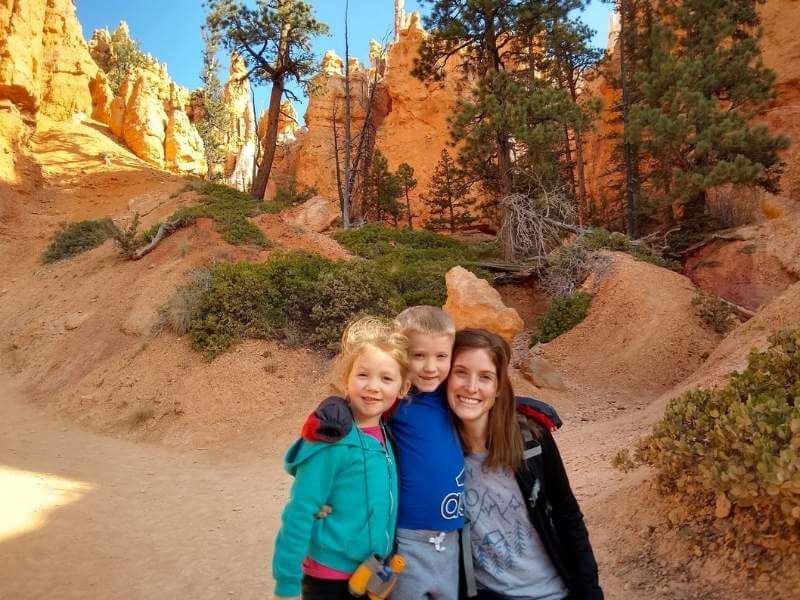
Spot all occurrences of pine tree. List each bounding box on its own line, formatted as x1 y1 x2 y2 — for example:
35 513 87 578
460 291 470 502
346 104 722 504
396 163 417 229
413 0 595 257
627 0 789 220
423 149 476 233
363 150 404 226
206 0 328 198
196 28 232 178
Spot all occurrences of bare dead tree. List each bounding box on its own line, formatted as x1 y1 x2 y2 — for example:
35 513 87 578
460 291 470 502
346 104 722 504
497 182 584 265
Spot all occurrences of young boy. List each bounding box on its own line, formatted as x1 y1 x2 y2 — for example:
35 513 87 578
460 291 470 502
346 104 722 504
302 306 464 600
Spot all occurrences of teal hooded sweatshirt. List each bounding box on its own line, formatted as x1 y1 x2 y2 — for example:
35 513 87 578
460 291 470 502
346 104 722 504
272 423 398 597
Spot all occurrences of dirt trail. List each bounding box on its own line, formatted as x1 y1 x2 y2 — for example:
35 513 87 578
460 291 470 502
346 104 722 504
0 372 290 600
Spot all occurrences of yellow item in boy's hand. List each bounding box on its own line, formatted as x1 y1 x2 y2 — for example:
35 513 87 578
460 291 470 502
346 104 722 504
348 554 406 600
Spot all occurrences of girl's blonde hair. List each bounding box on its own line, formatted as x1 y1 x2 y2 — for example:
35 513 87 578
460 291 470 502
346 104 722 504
332 316 411 395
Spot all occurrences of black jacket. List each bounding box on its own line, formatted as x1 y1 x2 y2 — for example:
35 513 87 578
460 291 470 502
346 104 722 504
513 416 603 600
461 414 603 600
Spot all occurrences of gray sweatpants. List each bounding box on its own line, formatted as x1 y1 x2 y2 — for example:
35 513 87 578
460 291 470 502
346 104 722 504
391 528 460 600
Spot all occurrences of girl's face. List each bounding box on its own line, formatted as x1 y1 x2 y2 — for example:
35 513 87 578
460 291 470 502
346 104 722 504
346 345 405 427
447 347 498 428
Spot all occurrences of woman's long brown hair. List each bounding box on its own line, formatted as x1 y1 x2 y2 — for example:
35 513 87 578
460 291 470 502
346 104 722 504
451 328 523 472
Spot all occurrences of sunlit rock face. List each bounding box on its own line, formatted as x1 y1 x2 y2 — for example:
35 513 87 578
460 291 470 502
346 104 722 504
268 17 464 226
86 23 207 175
222 53 256 191
0 0 97 120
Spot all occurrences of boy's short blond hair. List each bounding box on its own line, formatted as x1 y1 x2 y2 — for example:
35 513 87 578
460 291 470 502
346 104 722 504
394 305 456 339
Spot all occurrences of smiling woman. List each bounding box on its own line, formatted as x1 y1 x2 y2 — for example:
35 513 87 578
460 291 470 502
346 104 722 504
447 329 603 600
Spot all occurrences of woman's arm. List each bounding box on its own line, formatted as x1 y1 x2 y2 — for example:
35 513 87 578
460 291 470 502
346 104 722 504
272 445 341 597
539 428 604 600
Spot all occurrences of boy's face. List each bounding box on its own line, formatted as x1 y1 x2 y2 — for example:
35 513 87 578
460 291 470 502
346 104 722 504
407 332 453 392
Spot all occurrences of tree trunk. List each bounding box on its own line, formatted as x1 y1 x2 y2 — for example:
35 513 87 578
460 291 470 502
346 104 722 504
574 131 587 227
251 76 285 199
342 0 352 227
405 189 413 228
618 0 638 237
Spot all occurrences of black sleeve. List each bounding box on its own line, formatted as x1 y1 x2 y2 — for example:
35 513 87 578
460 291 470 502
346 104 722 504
300 395 352 443
540 428 604 600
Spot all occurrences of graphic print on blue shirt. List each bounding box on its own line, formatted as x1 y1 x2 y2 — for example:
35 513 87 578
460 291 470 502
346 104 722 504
391 384 465 531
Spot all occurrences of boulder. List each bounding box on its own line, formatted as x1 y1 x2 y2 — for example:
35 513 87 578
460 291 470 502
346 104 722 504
287 196 340 232
443 266 524 343
523 354 567 391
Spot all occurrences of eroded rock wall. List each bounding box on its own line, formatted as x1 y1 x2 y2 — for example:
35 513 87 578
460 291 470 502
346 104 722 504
0 0 97 120
269 16 461 222
88 24 207 176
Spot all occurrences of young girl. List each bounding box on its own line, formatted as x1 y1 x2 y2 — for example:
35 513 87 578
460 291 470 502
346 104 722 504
272 317 411 600
447 329 603 600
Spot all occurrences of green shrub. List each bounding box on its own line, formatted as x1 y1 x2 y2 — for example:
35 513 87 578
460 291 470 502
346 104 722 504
581 228 677 269
145 182 269 248
636 329 800 526
42 219 114 263
692 292 736 334
530 292 592 345
273 176 317 208
184 252 402 357
332 223 467 258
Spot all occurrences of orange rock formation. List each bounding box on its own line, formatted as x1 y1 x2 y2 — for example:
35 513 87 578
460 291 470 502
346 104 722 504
87 23 207 176
269 16 463 223
0 0 97 120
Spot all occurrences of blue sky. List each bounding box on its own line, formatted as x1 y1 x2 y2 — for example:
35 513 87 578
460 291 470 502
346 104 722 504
75 1 612 124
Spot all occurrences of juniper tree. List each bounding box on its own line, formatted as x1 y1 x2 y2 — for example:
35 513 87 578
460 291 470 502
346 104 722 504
363 150 404 226
423 149 476 233
396 163 417 229
206 0 328 198
627 0 789 221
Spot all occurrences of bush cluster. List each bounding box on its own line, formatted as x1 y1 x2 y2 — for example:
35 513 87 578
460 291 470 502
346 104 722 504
637 329 800 526
530 291 592 345
692 292 737 334
42 219 114 263
332 223 468 258
581 228 676 269
144 183 269 247
183 252 402 356
166 227 489 357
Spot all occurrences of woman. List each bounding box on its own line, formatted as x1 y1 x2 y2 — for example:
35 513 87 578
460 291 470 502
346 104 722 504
447 328 603 600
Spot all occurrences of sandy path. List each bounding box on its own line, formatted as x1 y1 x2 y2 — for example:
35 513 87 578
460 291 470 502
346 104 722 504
0 375 290 600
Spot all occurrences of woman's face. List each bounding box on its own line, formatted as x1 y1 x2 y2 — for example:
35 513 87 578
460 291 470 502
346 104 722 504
447 347 499 428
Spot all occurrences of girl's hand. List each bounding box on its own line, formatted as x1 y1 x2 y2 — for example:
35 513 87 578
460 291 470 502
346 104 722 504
314 504 332 519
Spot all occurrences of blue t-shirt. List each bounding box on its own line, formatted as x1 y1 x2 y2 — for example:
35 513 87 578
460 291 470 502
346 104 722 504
391 384 465 531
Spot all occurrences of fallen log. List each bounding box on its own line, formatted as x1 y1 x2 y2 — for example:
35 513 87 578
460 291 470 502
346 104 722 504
132 220 180 260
